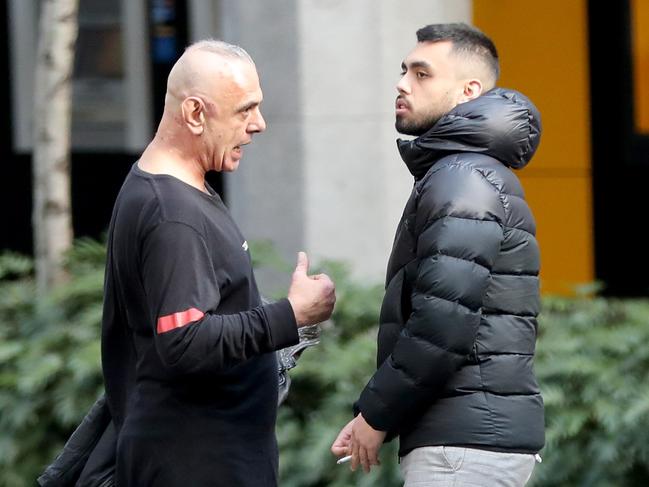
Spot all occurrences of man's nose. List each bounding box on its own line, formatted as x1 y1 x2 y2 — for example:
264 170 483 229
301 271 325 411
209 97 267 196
396 76 410 95
249 109 266 133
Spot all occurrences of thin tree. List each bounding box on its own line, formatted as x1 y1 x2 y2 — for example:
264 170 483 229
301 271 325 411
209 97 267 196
32 0 79 295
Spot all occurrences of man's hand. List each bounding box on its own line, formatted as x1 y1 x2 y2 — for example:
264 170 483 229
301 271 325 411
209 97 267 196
331 418 355 458
287 252 336 326
350 413 387 473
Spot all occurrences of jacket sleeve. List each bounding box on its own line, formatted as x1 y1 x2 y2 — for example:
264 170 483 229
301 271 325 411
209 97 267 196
141 221 299 375
37 395 111 487
356 162 506 433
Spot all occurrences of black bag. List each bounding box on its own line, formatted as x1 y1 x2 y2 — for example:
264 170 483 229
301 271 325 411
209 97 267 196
37 395 114 486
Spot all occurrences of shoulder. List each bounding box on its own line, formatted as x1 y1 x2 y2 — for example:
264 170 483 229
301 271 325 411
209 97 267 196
112 170 164 234
115 171 215 243
416 154 508 226
142 175 216 237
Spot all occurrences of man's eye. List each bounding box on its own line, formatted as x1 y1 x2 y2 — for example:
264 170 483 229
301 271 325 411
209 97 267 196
399 71 406 76
416 72 428 79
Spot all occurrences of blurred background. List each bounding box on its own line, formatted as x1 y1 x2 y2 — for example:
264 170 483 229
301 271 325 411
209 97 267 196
2 0 649 486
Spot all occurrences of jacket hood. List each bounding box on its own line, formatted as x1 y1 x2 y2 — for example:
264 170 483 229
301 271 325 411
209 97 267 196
397 88 542 179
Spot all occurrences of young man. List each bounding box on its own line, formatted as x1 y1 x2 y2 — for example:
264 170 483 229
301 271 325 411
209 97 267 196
102 40 336 486
332 23 544 486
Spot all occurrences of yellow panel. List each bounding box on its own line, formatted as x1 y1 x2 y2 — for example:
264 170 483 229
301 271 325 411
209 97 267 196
473 0 591 173
474 0 594 294
519 175 594 296
631 0 649 134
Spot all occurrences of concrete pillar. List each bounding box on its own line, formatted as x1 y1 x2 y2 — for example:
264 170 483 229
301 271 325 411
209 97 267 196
218 0 471 288
219 0 306 280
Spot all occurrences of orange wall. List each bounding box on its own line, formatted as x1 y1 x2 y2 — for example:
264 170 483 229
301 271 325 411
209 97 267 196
474 0 594 295
632 0 649 134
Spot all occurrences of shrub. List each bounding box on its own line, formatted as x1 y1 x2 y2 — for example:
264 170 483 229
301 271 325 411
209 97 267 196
532 296 649 486
0 241 106 487
2 240 649 486
276 260 400 487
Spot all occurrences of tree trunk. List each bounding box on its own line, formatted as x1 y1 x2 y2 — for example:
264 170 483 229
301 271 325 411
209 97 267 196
32 0 79 295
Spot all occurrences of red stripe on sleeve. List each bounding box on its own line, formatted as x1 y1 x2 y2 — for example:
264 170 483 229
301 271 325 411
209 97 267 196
157 308 205 334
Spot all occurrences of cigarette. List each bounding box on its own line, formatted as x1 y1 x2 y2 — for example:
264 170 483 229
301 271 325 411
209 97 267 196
336 455 352 465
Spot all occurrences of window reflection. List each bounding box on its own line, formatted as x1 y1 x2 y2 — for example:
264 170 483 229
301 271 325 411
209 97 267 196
71 0 125 150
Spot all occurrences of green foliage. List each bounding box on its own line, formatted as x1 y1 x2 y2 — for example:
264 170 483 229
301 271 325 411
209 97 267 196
0 241 105 487
248 239 293 275
2 239 649 486
531 297 649 487
275 259 649 486
276 260 400 486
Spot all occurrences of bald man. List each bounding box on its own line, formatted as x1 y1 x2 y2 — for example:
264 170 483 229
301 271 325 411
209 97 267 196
101 40 335 486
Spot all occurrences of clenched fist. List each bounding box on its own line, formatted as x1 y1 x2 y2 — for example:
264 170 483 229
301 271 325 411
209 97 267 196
287 252 336 326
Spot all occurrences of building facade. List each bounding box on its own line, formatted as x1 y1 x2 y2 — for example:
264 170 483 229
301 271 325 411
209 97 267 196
2 0 648 295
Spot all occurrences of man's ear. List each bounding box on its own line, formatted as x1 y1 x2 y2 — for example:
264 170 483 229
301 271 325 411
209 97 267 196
181 96 206 135
458 79 483 104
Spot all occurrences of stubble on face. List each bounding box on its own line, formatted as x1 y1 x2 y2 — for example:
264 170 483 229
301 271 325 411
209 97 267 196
395 86 458 136
395 41 461 136
395 102 446 135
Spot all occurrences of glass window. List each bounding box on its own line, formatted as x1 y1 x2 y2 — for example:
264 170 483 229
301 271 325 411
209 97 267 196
8 0 152 153
71 0 126 149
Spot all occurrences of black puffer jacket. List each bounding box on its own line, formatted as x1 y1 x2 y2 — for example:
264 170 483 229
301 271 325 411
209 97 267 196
356 88 545 456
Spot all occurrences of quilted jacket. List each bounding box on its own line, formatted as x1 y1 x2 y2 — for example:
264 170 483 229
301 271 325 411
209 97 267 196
356 88 545 456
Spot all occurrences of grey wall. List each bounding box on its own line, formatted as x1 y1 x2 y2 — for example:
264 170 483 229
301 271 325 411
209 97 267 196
211 0 471 290
218 0 305 288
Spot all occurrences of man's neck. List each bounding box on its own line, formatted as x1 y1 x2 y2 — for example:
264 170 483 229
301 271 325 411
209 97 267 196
138 139 209 194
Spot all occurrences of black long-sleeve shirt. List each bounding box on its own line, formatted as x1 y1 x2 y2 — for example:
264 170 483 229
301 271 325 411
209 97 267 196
102 163 298 486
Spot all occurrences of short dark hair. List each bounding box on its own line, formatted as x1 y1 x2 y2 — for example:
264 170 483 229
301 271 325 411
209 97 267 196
416 23 499 83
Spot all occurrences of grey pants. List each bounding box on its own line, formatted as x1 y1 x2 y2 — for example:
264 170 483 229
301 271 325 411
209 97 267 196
400 446 536 487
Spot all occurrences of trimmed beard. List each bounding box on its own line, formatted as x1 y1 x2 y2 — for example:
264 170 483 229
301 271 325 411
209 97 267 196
395 112 442 136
